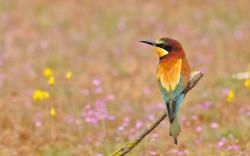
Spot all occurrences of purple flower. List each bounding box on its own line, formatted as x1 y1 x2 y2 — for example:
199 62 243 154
81 96 114 126
239 105 250 116
117 126 124 131
177 149 189 155
92 79 101 86
86 110 95 116
95 111 108 120
35 120 43 128
95 87 103 93
169 149 190 155
222 88 230 96
106 94 115 101
239 107 244 113
149 150 157 156
117 117 131 131
200 102 212 110
135 120 143 129
95 100 106 108
226 143 239 151
85 117 98 126
34 111 43 117
148 114 155 121
194 139 202 145
157 102 164 109
217 139 225 148
210 122 219 129
123 117 130 125
108 115 116 121
195 126 202 132
231 144 239 150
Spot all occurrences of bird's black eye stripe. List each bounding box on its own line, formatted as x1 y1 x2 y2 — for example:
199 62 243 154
156 43 164 47
156 43 173 52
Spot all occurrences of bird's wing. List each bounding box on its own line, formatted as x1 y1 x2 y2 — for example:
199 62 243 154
157 57 182 92
181 57 190 89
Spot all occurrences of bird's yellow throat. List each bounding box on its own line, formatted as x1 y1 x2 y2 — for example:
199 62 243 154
155 47 169 57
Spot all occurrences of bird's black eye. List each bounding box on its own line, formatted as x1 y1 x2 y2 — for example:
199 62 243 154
157 43 173 52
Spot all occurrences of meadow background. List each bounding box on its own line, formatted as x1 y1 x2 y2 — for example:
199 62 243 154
0 0 250 155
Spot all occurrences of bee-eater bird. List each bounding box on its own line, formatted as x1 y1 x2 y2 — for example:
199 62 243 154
140 37 190 145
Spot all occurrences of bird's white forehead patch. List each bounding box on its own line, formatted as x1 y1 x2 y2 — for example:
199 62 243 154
155 39 167 45
155 39 164 44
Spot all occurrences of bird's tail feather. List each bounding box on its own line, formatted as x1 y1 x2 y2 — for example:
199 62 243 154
166 102 172 123
169 114 181 145
166 94 184 145
174 137 178 145
166 98 176 123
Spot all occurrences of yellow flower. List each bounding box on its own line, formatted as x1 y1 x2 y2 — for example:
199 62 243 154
244 79 250 88
65 71 72 80
32 89 50 102
48 76 55 86
49 106 56 118
226 89 235 103
32 90 43 101
43 67 53 78
220 152 225 156
43 91 50 99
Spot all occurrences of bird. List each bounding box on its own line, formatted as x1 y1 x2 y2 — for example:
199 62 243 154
140 37 190 145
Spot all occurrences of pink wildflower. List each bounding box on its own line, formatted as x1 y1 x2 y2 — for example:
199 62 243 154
210 122 219 129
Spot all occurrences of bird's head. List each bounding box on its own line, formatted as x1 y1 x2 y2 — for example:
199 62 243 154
140 37 183 58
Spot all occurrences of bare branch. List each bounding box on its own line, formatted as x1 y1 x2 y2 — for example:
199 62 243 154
109 72 203 156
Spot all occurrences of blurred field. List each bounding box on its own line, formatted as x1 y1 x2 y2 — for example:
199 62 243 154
0 0 250 155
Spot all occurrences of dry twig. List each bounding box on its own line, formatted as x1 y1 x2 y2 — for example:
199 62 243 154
110 72 203 156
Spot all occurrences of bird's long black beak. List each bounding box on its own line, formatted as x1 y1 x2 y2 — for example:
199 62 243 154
140 40 155 46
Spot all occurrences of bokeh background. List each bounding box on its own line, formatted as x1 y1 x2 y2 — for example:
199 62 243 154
0 0 250 155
